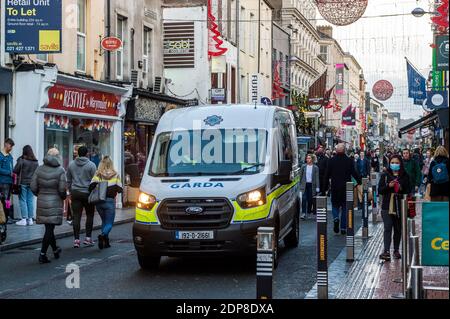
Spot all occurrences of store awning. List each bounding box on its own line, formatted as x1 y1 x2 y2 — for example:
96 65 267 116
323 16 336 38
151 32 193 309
399 111 438 137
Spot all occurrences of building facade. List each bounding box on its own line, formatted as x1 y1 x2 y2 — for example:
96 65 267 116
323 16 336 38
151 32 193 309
272 22 291 106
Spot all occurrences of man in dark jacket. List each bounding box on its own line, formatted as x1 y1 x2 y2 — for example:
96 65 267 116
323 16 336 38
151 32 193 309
371 149 381 173
315 145 329 195
356 151 371 178
67 146 97 248
402 149 421 195
325 144 362 234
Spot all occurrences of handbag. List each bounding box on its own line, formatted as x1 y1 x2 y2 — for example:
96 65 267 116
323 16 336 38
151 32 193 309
0 202 6 224
88 180 108 204
11 161 23 196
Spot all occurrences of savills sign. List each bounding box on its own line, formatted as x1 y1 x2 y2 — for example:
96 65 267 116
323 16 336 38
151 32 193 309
47 84 121 117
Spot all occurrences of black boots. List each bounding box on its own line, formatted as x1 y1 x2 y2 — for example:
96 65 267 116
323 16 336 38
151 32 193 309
98 234 111 249
39 254 51 264
53 247 62 259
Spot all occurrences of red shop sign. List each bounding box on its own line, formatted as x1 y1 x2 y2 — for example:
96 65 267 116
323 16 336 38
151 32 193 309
48 84 121 117
101 37 123 51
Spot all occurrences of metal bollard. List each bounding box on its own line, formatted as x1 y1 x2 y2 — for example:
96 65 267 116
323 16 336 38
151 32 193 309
371 173 378 223
316 196 328 299
391 195 408 299
409 218 416 236
346 182 355 262
256 227 275 299
411 266 424 299
362 178 369 238
412 235 420 266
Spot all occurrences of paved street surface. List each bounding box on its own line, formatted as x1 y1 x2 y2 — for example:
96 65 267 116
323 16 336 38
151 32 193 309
0 208 361 299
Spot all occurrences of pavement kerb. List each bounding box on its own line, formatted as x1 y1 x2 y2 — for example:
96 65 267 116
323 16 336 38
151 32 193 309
0 218 135 252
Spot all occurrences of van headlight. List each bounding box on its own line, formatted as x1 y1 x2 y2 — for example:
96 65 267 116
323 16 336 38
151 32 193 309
137 192 157 210
237 187 267 209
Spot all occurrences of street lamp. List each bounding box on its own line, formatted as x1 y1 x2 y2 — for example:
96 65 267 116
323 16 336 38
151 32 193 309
411 7 426 18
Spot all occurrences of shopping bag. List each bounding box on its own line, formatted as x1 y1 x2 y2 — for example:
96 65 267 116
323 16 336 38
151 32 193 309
88 181 108 204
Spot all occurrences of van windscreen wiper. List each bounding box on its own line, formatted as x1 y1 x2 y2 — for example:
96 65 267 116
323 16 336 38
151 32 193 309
230 163 265 175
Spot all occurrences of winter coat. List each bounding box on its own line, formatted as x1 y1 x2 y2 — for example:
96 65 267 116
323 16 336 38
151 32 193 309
378 171 411 212
299 164 320 196
66 157 97 194
89 170 123 199
13 157 39 186
0 151 14 185
428 156 450 197
356 158 371 178
324 154 362 206
316 154 329 193
371 156 381 173
403 159 421 191
30 156 67 225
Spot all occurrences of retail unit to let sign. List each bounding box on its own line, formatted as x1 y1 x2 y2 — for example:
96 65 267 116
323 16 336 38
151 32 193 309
422 202 449 266
4 0 62 54
47 84 121 117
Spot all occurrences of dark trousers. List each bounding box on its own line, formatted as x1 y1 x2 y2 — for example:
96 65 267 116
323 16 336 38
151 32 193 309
0 183 12 222
71 191 95 240
302 183 314 215
41 224 57 254
381 210 402 252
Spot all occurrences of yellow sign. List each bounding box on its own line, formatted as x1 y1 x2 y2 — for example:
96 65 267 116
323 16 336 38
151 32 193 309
348 210 353 229
320 235 326 261
39 30 60 52
431 237 449 251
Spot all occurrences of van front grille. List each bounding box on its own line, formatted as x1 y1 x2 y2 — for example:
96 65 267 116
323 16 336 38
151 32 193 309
157 198 234 230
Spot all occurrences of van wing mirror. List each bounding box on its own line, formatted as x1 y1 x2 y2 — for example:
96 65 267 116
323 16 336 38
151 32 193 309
276 160 293 185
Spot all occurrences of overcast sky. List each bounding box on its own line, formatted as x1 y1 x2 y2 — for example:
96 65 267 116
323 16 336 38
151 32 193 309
319 0 433 120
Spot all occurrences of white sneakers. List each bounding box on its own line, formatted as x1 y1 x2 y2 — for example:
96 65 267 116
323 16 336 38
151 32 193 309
15 219 27 226
15 218 34 226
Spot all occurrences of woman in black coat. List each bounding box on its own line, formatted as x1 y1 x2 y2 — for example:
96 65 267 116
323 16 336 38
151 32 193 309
378 155 411 262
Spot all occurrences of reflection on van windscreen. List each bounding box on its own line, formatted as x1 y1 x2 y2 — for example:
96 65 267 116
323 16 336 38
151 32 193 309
150 129 268 177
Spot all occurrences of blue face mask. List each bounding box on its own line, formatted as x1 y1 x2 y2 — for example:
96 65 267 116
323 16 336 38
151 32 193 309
390 163 401 172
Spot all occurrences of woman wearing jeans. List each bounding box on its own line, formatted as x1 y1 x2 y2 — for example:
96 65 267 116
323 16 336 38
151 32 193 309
89 156 122 250
14 145 39 226
377 155 410 262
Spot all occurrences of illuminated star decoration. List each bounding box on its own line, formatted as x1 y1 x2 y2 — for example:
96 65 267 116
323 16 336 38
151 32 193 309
208 0 228 58
315 0 368 26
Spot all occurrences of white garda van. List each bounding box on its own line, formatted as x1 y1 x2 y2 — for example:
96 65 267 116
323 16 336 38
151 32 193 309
133 104 300 270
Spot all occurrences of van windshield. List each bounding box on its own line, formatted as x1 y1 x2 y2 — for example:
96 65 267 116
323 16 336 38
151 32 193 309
149 129 268 177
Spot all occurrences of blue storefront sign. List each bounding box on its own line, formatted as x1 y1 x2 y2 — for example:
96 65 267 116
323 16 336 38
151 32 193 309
4 0 62 54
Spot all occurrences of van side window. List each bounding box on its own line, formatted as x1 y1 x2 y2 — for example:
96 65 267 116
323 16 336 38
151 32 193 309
276 112 293 163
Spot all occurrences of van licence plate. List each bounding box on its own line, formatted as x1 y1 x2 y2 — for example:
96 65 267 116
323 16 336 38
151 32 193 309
175 231 214 240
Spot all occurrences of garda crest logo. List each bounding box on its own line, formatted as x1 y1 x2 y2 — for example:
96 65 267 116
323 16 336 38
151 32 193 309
204 115 223 126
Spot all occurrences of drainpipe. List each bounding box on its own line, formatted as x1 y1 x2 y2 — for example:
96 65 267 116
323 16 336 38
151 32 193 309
236 0 240 103
257 0 261 74
106 0 111 81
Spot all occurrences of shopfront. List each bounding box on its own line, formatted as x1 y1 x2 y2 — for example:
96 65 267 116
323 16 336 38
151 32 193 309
11 67 132 209
0 67 13 142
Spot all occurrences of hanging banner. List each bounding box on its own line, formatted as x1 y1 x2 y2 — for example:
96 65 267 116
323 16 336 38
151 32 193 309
308 71 327 111
335 64 345 95
207 0 227 57
5 0 62 54
422 202 449 266
342 104 356 126
406 59 427 102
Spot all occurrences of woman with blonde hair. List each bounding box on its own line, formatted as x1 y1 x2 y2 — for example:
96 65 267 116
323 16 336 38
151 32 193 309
89 156 122 249
427 146 449 202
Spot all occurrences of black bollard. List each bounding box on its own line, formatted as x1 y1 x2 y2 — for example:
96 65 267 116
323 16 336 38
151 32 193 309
371 173 379 223
346 182 355 262
362 178 369 239
316 196 328 299
256 227 275 299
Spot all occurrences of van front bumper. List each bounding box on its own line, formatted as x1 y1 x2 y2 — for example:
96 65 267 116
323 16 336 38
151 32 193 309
133 219 274 257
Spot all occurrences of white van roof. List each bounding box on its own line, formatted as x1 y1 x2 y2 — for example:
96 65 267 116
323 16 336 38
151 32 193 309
156 104 287 133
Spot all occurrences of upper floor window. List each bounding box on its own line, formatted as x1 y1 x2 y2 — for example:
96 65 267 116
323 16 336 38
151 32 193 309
116 15 127 80
143 27 152 77
77 0 86 72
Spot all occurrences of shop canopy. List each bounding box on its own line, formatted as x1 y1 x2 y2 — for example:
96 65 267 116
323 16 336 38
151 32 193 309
398 111 438 138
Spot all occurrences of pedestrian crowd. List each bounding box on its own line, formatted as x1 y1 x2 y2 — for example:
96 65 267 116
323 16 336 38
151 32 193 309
0 139 123 264
299 142 449 262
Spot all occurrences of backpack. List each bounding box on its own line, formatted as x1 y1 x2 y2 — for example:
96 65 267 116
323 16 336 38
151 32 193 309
431 161 449 184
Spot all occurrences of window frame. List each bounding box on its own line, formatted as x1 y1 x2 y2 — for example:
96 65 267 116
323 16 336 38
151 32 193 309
76 0 86 73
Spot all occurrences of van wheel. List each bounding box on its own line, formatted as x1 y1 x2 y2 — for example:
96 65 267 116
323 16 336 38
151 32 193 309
138 254 160 270
284 207 299 248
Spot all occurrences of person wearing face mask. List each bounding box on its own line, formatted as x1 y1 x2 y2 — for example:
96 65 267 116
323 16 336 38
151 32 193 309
371 149 381 173
378 155 410 261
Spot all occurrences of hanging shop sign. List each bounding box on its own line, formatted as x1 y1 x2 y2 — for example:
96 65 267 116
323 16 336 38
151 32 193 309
422 202 449 266
101 37 123 52
207 0 228 57
308 71 327 111
335 64 345 95
211 88 226 102
435 35 449 71
372 80 394 101
163 22 195 68
426 91 448 110
342 104 356 126
249 74 261 104
47 84 121 117
4 0 62 54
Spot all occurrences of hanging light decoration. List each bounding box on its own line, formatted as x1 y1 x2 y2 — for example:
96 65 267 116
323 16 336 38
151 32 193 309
315 0 369 26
